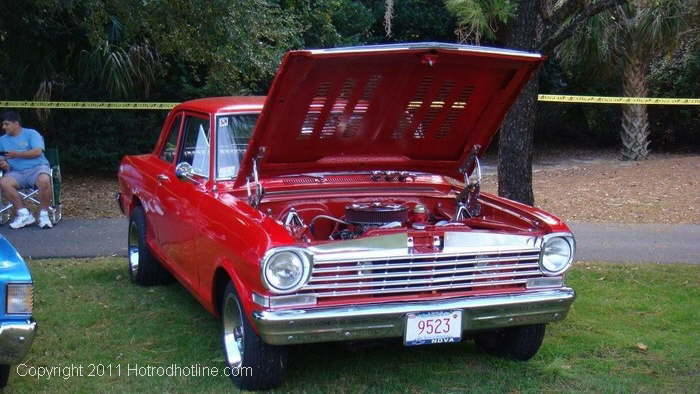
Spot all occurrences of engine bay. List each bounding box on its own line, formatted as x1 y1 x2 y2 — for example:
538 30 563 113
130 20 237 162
261 194 503 242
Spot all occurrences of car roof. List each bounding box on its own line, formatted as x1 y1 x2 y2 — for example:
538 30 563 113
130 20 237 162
173 96 265 114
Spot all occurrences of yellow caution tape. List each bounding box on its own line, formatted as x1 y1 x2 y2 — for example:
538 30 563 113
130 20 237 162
0 101 177 110
537 95 700 105
1 96 698 110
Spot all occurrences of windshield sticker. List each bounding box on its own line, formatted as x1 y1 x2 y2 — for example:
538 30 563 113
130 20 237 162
219 117 229 127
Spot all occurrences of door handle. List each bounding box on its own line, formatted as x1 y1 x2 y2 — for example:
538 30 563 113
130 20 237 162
156 174 170 184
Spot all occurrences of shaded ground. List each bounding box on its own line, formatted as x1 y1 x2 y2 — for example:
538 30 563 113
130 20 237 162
60 151 699 224
62 175 121 219
481 152 699 224
531 155 699 224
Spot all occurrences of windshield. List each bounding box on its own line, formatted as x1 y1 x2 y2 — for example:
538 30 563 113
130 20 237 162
216 113 259 179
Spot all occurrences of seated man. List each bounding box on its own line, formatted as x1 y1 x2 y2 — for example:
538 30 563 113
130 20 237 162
0 111 53 229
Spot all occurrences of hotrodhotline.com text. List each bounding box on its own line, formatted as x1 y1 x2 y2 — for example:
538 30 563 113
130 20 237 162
16 363 252 380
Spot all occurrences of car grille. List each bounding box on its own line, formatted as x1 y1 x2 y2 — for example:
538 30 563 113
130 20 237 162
299 248 544 299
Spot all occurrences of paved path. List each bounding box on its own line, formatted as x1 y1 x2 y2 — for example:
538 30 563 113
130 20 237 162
0 218 126 259
0 219 698 263
569 222 699 264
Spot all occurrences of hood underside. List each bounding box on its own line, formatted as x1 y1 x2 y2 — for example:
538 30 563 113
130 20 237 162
236 43 543 186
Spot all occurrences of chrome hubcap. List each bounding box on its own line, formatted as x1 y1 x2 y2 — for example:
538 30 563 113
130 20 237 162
128 221 139 275
223 292 245 369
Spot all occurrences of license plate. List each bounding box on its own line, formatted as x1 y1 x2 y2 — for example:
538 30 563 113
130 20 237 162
404 310 462 346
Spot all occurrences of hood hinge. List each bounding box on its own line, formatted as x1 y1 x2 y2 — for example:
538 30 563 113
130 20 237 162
246 148 266 208
455 145 482 219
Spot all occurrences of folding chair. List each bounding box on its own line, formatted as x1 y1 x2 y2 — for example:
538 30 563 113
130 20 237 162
0 148 62 225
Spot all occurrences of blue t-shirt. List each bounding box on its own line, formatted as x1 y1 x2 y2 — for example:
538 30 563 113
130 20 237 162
0 128 50 171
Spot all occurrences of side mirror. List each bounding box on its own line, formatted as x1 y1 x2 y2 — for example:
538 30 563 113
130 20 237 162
175 162 199 184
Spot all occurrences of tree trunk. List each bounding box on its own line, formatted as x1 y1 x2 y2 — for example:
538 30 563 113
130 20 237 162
620 52 650 160
497 0 540 206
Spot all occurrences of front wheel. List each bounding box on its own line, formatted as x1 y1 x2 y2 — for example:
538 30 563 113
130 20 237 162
221 282 287 390
473 324 546 361
0 364 10 388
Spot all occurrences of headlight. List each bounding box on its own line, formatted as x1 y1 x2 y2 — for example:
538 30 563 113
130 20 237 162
6 283 33 314
262 249 311 294
539 234 575 276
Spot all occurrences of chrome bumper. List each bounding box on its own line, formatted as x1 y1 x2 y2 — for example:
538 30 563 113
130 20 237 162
253 288 575 345
0 319 37 364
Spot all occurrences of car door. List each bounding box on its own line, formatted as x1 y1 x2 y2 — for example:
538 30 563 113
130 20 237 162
196 113 260 287
155 112 211 289
148 112 183 252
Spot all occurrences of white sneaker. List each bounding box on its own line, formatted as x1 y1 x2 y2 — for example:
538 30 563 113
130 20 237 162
10 208 36 229
38 210 53 229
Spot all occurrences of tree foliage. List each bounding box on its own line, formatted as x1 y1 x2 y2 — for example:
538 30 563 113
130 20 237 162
443 0 626 205
356 0 457 42
558 0 695 160
0 0 379 172
445 0 517 43
1 0 697 176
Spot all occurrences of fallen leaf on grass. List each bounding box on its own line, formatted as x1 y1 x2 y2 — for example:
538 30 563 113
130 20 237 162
636 343 649 352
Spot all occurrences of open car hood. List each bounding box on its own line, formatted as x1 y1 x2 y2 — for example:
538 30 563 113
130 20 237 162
235 43 543 186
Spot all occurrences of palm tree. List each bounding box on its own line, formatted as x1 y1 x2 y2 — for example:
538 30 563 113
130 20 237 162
385 0 626 205
558 0 693 160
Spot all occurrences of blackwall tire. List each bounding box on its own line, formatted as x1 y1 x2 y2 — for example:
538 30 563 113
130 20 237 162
128 206 173 285
473 324 546 361
221 282 287 390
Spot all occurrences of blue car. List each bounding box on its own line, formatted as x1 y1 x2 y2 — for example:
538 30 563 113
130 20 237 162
0 235 36 388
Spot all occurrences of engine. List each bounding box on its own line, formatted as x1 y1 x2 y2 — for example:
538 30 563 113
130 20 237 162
280 200 444 241
345 202 408 226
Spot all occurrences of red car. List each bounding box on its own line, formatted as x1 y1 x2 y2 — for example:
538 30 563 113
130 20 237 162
118 43 576 390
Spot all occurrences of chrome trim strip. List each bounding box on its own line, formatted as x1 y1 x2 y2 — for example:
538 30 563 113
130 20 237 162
0 318 37 364
309 231 541 262
305 269 542 290
311 260 540 277
252 288 574 345
314 249 540 266
302 278 532 297
307 42 543 59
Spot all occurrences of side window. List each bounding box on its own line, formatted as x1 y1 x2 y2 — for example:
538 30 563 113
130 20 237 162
216 114 259 179
159 114 182 163
177 115 211 177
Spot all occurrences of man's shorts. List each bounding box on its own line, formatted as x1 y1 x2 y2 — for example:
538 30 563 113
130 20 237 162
5 165 51 189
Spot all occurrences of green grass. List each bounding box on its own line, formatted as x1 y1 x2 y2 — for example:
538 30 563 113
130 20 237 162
6 258 700 393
